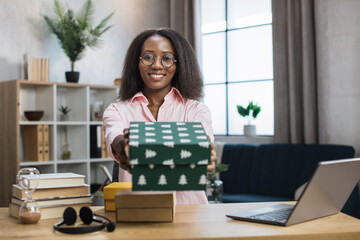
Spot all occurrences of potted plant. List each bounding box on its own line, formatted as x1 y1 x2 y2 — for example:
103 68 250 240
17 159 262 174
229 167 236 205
237 101 261 137
59 105 71 121
43 0 114 83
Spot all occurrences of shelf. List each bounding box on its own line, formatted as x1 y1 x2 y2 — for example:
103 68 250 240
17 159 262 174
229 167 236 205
0 79 118 207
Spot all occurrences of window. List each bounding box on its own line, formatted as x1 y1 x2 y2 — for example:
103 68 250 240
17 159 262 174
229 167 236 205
200 0 274 136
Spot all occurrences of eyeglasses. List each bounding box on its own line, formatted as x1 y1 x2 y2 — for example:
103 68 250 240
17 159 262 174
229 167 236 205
139 53 177 68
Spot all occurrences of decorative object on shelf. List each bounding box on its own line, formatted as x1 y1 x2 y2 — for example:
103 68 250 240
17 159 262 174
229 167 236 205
91 101 104 121
59 105 71 121
207 163 228 203
237 101 261 137
61 143 71 160
16 167 41 224
24 111 44 121
43 0 115 83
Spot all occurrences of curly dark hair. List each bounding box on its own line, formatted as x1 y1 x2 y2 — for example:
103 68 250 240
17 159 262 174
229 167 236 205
118 28 203 101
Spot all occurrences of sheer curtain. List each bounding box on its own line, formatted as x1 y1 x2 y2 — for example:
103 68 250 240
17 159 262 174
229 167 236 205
272 0 319 144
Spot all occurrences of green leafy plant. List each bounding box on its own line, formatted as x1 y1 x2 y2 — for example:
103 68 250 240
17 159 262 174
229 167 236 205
43 0 114 72
59 105 71 115
237 101 261 125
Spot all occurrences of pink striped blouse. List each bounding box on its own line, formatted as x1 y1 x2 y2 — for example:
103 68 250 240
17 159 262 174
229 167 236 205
103 87 214 205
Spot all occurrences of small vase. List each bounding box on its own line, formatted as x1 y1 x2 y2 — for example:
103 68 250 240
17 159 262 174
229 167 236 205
65 71 80 83
206 180 223 203
244 125 256 137
60 114 69 121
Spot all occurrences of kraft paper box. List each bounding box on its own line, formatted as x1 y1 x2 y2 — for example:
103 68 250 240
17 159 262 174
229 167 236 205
103 182 132 211
129 121 211 191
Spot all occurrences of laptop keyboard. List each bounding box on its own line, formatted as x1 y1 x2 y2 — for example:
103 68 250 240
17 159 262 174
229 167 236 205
248 208 292 223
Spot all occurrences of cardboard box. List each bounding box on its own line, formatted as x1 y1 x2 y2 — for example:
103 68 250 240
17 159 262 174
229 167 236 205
115 189 175 222
103 182 132 211
129 121 211 191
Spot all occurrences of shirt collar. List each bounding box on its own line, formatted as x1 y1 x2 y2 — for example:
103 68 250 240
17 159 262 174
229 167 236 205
129 87 185 104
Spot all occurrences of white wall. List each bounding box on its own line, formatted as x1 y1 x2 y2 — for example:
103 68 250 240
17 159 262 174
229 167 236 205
0 0 169 85
316 0 360 157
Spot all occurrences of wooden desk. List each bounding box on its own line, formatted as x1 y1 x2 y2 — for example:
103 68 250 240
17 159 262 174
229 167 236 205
1 202 360 240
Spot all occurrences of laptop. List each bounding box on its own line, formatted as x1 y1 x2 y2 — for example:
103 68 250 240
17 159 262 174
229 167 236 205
226 158 360 226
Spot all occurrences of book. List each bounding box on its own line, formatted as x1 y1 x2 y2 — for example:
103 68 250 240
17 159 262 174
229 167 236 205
116 207 174 222
90 125 101 158
24 56 50 81
115 189 175 209
17 173 85 189
9 202 91 220
23 125 43 161
12 184 89 200
42 125 50 161
11 195 91 208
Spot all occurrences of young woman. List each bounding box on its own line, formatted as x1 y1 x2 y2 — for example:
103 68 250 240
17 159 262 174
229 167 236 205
103 28 216 204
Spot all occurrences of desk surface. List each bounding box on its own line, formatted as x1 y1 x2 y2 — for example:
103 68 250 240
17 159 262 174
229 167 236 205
1 202 360 240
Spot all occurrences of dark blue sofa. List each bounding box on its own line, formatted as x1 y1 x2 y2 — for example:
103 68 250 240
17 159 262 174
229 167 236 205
219 143 360 218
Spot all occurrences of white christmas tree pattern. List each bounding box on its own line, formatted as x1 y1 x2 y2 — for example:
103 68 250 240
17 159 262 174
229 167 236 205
194 130 205 134
130 123 139 127
145 127 155 131
162 135 173 140
199 141 210 148
145 132 156 136
196 135 207 140
162 159 174 165
199 174 207 185
180 150 192 159
130 128 139 133
180 139 191 143
145 149 157 158
130 158 139 165
192 124 202 128
163 141 175 148
145 138 156 143
178 133 189 137
179 174 188 185
162 130 172 134
129 141 139 147
138 175 147 185
130 135 139 139
161 124 171 128
177 127 187 131
197 159 209 165
145 122 154 125
158 174 167 185
176 122 186 125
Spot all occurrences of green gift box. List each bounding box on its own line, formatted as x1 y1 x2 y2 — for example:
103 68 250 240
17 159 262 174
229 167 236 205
129 121 210 191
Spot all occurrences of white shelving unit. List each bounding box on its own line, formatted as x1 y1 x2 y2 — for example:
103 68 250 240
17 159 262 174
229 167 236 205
0 80 118 206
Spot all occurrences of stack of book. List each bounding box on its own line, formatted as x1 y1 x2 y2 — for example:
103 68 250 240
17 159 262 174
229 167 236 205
114 189 175 222
24 54 50 82
9 173 91 220
23 125 50 162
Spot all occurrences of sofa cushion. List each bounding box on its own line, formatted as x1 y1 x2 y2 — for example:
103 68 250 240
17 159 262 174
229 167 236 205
220 144 257 194
248 144 355 198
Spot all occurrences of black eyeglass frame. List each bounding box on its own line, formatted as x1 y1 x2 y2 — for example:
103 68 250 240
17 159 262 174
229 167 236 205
139 54 177 68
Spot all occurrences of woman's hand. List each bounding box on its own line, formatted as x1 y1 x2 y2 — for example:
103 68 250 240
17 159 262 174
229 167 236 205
111 128 131 173
207 141 217 171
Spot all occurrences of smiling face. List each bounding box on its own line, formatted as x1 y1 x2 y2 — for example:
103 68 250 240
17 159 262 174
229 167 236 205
139 35 177 93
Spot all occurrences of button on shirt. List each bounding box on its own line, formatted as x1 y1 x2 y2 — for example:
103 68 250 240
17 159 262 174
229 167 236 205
103 87 214 205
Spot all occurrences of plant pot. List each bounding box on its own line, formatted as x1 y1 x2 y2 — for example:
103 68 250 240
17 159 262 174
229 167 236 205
244 125 256 137
65 71 80 83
